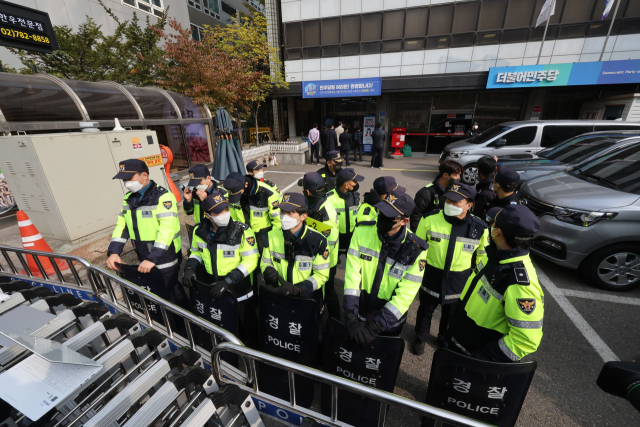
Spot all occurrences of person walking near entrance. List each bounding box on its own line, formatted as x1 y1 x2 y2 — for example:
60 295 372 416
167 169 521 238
325 124 338 152
335 121 344 141
371 123 385 169
309 124 321 165
339 125 352 166
321 125 327 159
353 126 363 162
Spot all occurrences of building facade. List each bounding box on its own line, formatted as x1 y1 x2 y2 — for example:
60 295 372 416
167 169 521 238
270 0 640 155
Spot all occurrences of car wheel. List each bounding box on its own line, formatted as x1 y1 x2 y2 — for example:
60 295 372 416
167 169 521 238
582 244 640 291
461 164 477 185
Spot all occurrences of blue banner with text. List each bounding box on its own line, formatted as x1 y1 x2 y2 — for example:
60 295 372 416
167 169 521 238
303 78 382 98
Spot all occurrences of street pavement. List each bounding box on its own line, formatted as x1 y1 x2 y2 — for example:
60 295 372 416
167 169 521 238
261 155 640 427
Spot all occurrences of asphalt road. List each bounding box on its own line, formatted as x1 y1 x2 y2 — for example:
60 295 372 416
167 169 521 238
261 155 640 427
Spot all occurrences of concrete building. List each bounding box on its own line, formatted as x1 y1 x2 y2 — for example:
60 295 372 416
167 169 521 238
269 0 640 155
0 0 258 68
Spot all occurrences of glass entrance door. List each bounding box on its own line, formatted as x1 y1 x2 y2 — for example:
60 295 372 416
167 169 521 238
426 111 473 155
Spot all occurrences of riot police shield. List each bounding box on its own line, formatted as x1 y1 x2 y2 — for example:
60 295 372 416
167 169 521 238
258 288 320 408
190 277 239 350
115 263 166 325
423 349 537 427
320 318 404 427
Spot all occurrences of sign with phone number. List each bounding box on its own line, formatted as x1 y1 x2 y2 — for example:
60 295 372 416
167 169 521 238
0 0 58 53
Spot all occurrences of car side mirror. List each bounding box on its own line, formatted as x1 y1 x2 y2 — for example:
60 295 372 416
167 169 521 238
495 138 507 148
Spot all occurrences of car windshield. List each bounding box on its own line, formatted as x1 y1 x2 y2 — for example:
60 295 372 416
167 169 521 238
466 124 513 145
573 144 640 195
540 135 629 164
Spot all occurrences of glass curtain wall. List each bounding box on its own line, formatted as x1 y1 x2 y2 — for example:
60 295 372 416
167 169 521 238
322 97 377 133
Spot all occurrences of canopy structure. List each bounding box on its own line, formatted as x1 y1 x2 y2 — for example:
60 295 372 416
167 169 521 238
0 72 219 173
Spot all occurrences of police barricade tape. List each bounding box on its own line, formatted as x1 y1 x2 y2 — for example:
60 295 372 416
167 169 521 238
423 349 537 427
320 317 404 427
258 288 320 409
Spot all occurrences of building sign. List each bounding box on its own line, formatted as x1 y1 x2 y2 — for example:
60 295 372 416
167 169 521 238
302 77 382 99
0 0 58 53
487 59 640 89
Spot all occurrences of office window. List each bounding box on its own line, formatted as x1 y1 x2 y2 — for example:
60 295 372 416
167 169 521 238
532 0 566 25
428 5 454 36
203 0 220 19
451 33 475 47
478 0 508 31
383 10 405 40
221 1 236 15
322 46 339 57
362 42 382 54
322 19 340 46
404 39 425 51
341 44 360 56
501 28 528 43
588 21 620 36
619 18 640 34
625 0 640 18
426 36 450 50
504 0 536 28
558 24 588 38
124 0 164 16
452 1 480 34
381 40 402 52
477 31 503 44
286 23 302 49
361 13 383 41
287 49 302 60
591 0 626 20
341 16 361 44
531 25 557 40
302 20 320 47
191 24 203 41
303 47 321 59
562 0 596 23
405 7 429 38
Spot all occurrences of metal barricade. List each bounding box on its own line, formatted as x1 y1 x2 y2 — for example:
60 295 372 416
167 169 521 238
211 343 493 427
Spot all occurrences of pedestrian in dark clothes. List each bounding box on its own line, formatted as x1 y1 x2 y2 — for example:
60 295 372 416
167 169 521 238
339 125 353 166
371 123 385 169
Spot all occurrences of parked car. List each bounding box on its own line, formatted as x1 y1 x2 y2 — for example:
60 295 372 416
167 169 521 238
498 131 640 184
440 120 640 184
520 143 640 291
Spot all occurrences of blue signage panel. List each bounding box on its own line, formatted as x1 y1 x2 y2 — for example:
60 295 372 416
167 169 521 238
303 78 382 98
486 59 640 89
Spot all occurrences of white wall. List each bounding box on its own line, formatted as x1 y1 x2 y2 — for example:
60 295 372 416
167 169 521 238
284 35 640 82
0 0 190 69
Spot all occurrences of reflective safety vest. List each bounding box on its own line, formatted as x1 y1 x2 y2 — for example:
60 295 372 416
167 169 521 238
344 225 429 332
317 165 338 192
326 190 360 234
182 184 221 225
416 211 488 304
447 250 544 362
356 202 377 225
187 219 260 300
108 181 181 270
307 197 340 268
227 179 281 235
260 224 330 303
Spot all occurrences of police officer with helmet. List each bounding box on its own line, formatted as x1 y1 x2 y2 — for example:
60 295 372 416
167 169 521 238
300 172 340 319
182 191 260 346
183 164 222 225
446 204 544 362
317 151 344 192
344 190 429 345
326 168 363 254
356 177 406 225
260 193 330 310
412 183 488 355
107 159 184 304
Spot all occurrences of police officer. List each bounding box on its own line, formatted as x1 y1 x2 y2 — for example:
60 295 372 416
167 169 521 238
410 160 463 232
356 177 406 225
300 172 340 319
483 168 521 214
413 183 488 355
317 151 344 192
472 156 498 218
183 164 220 225
246 160 281 196
182 191 260 346
465 122 479 139
344 190 428 344
326 168 363 254
223 171 281 240
107 159 184 304
445 204 543 362
260 193 330 310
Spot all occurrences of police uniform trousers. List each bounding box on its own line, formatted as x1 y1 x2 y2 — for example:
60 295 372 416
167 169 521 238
135 247 186 308
324 266 340 320
414 292 457 343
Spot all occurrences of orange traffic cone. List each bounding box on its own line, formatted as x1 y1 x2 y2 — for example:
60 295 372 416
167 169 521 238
16 211 69 278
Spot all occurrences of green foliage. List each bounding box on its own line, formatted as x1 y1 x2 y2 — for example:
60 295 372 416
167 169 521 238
7 0 167 85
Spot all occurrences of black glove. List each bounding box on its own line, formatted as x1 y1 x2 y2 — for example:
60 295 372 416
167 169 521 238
353 319 383 346
263 267 279 286
182 266 196 288
270 276 301 296
209 280 228 299
363 189 382 206
345 312 364 340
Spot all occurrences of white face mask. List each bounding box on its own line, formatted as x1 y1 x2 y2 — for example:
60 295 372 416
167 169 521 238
280 214 299 231
196 183 209 191
254 171 264 180
124 178 144 193
211 211 231 227
444 202 467 217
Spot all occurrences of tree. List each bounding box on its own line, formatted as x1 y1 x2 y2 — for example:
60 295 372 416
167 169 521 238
8 1 167 86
